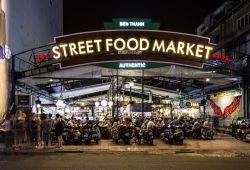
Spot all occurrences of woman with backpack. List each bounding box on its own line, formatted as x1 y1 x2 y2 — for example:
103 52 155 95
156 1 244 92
29 113 41 147
54 114 65 148
14 110 26 150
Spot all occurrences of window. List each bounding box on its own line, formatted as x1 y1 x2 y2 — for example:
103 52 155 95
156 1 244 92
249 13 250 24
241 18 245 28
245 14 249 25
237 13 250 30
237 19 241 29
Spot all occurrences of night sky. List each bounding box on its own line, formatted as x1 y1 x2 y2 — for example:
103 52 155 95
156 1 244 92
63 0 230 35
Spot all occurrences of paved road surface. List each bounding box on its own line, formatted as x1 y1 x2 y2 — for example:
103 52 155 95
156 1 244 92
0 153 250 170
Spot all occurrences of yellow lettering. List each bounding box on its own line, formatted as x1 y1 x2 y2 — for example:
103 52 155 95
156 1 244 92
186 43 195 56
166 41 176 53
86 40 94 53
94 39 102 52
59 44 68 57
52 46 60 59
196 45 204 58
69 43 78 56
106 39 113 51
78 41 86 54
140 38 149 51
127 38 139 50
114 38 126 51
152 40 165 52
177 41 185 54
204 46 213 59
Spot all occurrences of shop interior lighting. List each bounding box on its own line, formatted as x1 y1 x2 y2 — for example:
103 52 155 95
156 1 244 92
108 101 113 106
101 100 108 107
206 78 210 82
95 101 100 107
129 81 134 87
36 99 42 108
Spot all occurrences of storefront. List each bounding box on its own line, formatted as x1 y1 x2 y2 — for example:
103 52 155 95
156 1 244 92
11 18 246 125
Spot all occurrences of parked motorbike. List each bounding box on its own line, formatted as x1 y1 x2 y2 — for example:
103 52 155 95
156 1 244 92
181 122 193 138
235 119 250 141
91 128 101 144
62 126 82 145
143 129 154 145
112 128 120 144
161 126 184 145
134 127 143 144
82 128 100 145
122 128 132 145
160 128 172 143
202 127 214 140
172 127 185 145
192 124 202 139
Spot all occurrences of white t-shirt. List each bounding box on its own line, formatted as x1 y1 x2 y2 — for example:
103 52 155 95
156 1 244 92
147 121 155 130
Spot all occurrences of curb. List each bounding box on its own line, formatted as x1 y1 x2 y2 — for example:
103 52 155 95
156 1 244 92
1 149 250 157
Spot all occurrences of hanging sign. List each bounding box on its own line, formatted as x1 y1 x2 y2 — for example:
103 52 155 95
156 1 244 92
52 30 215 68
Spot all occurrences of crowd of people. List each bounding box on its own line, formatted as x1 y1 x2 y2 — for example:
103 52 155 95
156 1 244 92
0 110 217 149
1 111 68 150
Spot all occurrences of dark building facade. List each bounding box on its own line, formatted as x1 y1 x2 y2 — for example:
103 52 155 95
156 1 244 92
197 0 250 118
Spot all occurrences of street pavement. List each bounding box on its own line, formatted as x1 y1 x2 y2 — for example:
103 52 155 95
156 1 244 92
0 133 249 157
0 153 250 170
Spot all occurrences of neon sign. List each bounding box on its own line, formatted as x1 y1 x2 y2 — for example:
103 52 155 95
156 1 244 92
52 37 213 60
119 21 145 27
52 30 215 69
35 53 49 61
119 62 146 69
104 18 160 30
213 53 229 61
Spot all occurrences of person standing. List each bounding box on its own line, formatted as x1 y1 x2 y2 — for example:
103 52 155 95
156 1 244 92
29 113 41 147
14 110 26 149
54 114 65 148
41 114 52 147
2 115 14 148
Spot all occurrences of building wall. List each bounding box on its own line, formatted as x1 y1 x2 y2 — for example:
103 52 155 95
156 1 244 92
5 0 63 53
0 0 63 120
197 0 250 119
4 0 63 71
0 0 8 120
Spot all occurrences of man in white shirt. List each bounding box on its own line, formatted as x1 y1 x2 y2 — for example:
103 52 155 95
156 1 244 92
147 119 155 131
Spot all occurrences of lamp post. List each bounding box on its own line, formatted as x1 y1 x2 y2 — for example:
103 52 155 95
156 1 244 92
129 81 134 116
36 99 41 113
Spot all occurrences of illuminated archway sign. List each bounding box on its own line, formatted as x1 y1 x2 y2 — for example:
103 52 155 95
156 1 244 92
52 30 215 69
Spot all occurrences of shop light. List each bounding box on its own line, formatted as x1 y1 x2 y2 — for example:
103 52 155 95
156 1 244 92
108 101 113 106
95 101 100 107
129 82 134 87
36 99 42 108
206 78 210 82
101 100 108 107
49 78 53 82
56 99 66 107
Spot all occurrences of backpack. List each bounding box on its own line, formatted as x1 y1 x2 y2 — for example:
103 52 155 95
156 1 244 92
56 120 64 130
31 120 38 129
